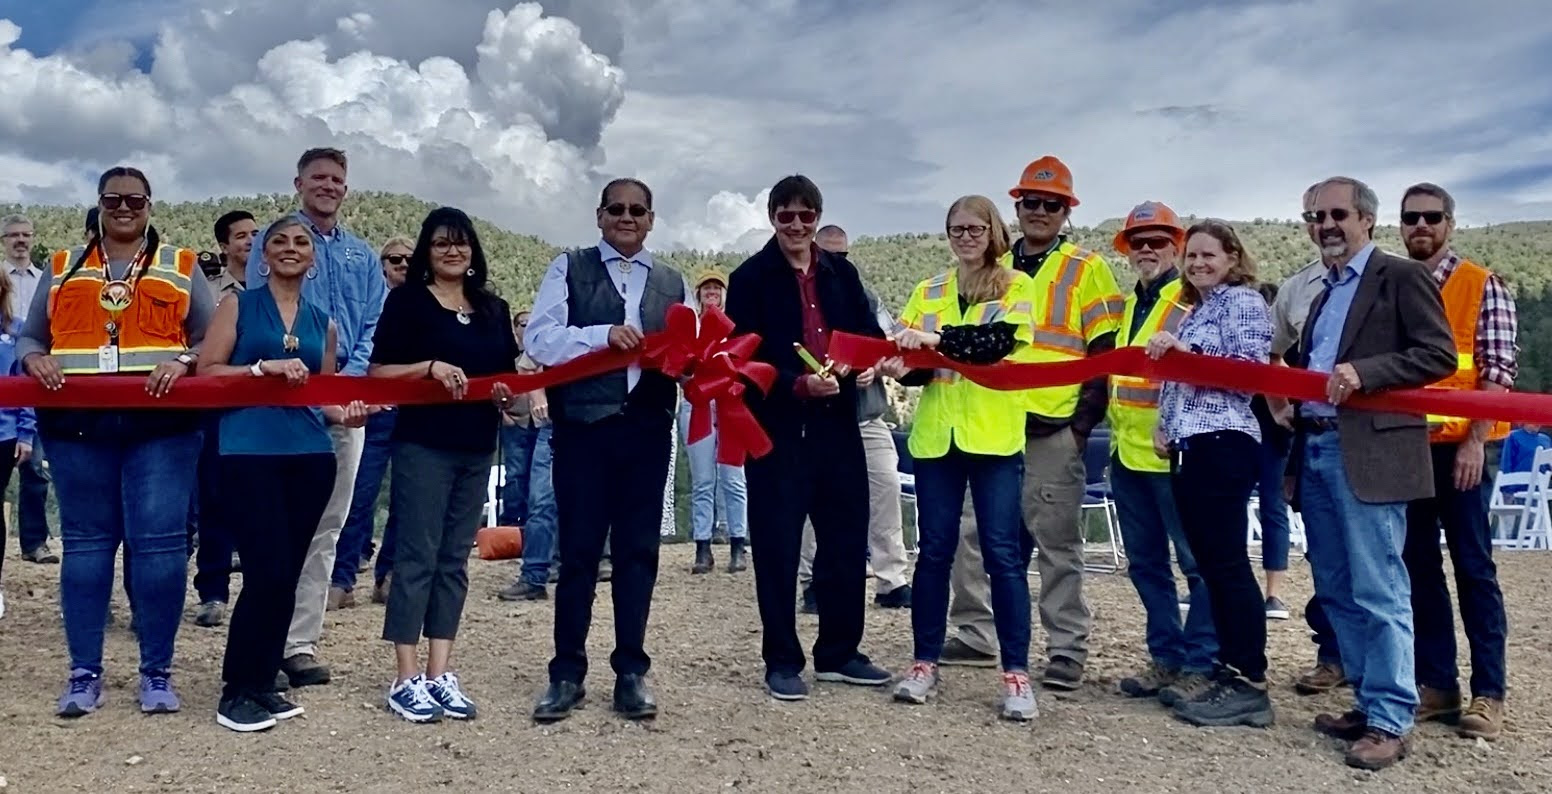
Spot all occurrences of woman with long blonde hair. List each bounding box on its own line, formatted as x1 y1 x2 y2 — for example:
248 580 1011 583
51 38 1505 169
880 195 1041 721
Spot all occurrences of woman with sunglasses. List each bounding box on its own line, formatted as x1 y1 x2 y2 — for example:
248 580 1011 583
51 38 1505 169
197 215 368 732
370 207 517 723
19 166 216 717
327 235 416 609
879 196 1040 721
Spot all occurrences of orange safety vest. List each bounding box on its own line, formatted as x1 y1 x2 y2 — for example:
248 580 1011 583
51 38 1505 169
47 244 196 374
1426 259 1510 444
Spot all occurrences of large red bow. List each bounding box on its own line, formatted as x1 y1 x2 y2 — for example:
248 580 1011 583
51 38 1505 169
643 304 777 465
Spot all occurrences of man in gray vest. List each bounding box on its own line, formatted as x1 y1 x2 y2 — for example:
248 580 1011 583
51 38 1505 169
525 178 685 723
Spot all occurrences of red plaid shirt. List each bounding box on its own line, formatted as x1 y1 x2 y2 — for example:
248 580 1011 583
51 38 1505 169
1433 250 1517 389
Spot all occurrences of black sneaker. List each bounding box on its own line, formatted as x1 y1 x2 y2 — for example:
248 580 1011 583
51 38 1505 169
939 637 998 668
1264 597 1290 621
815 658 891 687
497 581 548 601
1172 675 1275 728
799 586 818 615
1042 657 1084 691
251 690 305 720
766 672 809 701
217 694 277 733
874 584 912 609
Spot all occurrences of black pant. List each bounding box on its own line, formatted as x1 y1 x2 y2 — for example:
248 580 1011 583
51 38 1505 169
0 439 20 581
382 443 489 644
1172 431 1266 682
16 436 49 554
220 453 336 698
1404 442 1509 698
192 417 236 603
1305 595 1340 664
549 409 672 683
745 424 870 676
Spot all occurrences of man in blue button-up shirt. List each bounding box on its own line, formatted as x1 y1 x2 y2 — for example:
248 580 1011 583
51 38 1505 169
249 148 386 687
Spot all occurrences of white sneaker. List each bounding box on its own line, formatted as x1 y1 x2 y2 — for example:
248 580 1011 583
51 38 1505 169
893 661 939 704
386 675 443 723
425 672 477 720
0 589 6 619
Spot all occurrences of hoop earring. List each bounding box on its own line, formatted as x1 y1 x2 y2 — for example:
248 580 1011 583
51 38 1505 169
466 267 475 278
258 263 271 277
306 265 318 280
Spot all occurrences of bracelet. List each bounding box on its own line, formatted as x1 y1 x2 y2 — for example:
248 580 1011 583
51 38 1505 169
249 359 264 377
426 360 437 379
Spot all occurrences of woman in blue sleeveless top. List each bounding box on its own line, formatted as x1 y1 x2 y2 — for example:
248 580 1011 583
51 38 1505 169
196 215 367 733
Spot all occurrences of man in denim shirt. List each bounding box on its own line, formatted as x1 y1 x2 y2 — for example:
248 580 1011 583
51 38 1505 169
249 147 387 687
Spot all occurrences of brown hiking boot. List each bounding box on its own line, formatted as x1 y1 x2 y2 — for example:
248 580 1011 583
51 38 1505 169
1345 729 1408 771
1313 709 1367 741
1457 697 1504 741
1416 685 1463 723
1158 672 1213 707
1294 661 1346 695
1119 662 1179 698
325 586 355 611
371 574 392 605
280 654 332 687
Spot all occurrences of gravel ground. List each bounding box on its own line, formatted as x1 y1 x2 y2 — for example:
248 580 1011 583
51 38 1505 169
1 544 1550 793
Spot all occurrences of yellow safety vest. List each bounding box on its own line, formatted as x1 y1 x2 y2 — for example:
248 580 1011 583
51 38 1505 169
48 244 196 374
1107 277 1190 473
1426 259 1510 444
1000 240 1124 420
901 267 1037 459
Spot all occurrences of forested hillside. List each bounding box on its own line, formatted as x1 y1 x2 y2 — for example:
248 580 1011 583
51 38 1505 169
11 192 1552 390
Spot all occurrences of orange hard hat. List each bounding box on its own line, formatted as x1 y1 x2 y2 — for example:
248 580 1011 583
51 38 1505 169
1113 201 1186 255
1009 155 1079 206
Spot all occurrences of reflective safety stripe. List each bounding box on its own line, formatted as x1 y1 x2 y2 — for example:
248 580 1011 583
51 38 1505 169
920 313 941 332
930 368 959 384
54 349 177 373
1160 302 1189 334
1031 329 1086 354
1113 384 1160 407
924 281 948 301
1043 252 1081 327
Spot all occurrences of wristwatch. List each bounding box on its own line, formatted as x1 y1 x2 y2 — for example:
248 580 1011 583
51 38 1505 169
176 352 196 368
249 360 264 377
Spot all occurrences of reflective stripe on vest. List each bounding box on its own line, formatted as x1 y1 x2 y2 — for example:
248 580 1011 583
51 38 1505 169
1425 260 1510 444
1108 278 1189 474
48 244 193 374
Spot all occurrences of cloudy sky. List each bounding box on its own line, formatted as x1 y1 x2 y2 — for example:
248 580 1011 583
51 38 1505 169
2 0 1550 250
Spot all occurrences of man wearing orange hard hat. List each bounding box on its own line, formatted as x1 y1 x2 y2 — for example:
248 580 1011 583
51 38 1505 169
941 155 1124 692
1105 202 1221 707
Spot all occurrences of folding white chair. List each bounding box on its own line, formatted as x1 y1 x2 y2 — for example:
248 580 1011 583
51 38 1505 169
483 464 503 528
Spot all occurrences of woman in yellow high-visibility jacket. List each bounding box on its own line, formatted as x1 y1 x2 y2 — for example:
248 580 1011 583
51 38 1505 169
879 195 1039 722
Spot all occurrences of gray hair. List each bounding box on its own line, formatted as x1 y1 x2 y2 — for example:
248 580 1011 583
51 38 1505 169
0 214 32 230
262 215 311 248
1314 176 1379 219
1402 182 1456 217
816 224 847 238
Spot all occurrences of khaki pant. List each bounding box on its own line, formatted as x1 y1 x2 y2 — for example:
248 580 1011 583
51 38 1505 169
950 429 1091 663
285 424 365 658
798 418 910 593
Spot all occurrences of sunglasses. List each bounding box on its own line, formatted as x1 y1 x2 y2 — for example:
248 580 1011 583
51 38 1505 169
947 224 989 239
1019 196 1067 214
99 193 149 211
774 209 818 225
1301 208 1354 224
383 254 408 265
1127 236 1174 251
603 203 650 217
430 239 471 252
1401 210 1447 226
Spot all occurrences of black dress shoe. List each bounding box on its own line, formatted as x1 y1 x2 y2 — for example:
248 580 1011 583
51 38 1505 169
613 674 658 720
533 681 586 723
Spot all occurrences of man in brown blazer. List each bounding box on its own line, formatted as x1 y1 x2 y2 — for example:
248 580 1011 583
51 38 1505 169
1288 176 1456 771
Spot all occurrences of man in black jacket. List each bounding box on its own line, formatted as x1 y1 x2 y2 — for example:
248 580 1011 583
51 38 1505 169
725 176 891 700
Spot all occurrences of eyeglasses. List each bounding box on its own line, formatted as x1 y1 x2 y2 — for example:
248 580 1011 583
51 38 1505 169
1018 196 1067 214
1302 208 1353 224
1126 236 1174 251
99 193 149 211
1401 210 1447 226
947 224 989 239
603 203 650 217
430 239 472 252
383 254 408 265
775 210 818 225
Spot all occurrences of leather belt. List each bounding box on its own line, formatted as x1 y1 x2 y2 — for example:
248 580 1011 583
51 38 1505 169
1297 416 1339 435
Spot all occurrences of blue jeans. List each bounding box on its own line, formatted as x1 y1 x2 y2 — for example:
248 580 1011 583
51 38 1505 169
912 449 1030 671
1258 440 1292 572
50 431 201 675
500 422 541 525
519 424 558 586
679 401 748 541
1110 457 1217 674
1300 432 1417 736
333 410 395 591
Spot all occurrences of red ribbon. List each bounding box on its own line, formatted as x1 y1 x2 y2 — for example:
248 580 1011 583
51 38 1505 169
642 305 777 465
0 303 778 463
827 332 1552 425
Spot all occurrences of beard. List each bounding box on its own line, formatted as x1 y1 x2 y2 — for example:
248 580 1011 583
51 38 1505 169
1405 234 1441 260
